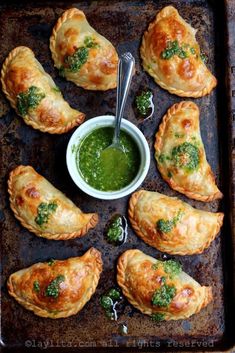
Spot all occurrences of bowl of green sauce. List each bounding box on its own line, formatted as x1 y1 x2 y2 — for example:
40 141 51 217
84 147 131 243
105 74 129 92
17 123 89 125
66 115 150 200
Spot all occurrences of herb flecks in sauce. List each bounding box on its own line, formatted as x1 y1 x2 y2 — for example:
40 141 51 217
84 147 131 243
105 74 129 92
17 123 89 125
200 52 208 64
105 214 127 245
33 280 40 293
152 259 182 278
47 259 55 266
172 142 200 172
62 36 99 74
17 86 45 116
77 127 140 191
100 287 122 320
163 260 182 278
157 210 183 233
52 86 61 93
158 153 171 163
84 36 99 48
152 283 176 307
135 90 152 116
160 40 200 61
35 201 58 227
152 262 159 271
45 275 65 298
65 47 89 72
151 313 165 322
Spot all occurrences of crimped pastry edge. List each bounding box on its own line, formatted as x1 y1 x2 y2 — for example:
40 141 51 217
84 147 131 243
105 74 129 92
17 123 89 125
154 101 223 202
49 8 117 91
8 165 98 240
1 46 85 134
117 249 213 320
7 247 103 318
140 6 217 98
128 190 224 255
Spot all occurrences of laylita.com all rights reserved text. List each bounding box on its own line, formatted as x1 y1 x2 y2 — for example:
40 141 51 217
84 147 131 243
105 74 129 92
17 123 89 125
24 338 215 349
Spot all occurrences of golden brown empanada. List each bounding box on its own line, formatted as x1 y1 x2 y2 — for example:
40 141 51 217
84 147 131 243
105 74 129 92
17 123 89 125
8 165 98 240
129 190 223 255
117 249 212 321
140 6 217 97
8 247 102 318
50 8 118 90
1 46 84 133
155 101 222 201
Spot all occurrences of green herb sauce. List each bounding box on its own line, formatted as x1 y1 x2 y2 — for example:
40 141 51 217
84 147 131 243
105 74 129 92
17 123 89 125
167 171 173 178
45 275 65 298
163 260 182 278
161 40 198 60
152 283 176 307
52 86 61 93
200 52 208 63
172 142 200 172
157 210 183 233
151 313 165 322
35 201 58 227
105 214 127 245
17 86 45 116
100 287 122 320
65 47 89 72
135 91 152 116
61 36 98 74
152 259 182 279
47 259 55 266
77 127 140 191
158 153 171 163
33 280 40 293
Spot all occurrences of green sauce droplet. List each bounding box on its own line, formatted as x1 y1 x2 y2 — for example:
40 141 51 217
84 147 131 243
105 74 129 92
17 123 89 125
105 214 127 245
100 287 122 321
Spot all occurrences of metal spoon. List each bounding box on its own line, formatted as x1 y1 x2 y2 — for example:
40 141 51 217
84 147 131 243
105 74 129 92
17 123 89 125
101 52 135 156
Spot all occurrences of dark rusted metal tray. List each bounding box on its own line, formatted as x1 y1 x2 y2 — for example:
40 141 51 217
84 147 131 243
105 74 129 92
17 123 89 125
0 0 234 352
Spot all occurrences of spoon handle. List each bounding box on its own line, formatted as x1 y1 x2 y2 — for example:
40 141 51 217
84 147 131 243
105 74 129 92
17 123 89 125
113 52 135 144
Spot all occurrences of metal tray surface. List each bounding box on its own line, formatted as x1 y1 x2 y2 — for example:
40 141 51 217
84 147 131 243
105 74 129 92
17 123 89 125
0 0 234 352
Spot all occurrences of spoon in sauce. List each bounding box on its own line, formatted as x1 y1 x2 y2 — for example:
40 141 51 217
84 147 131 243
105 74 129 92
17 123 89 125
100 52 135 167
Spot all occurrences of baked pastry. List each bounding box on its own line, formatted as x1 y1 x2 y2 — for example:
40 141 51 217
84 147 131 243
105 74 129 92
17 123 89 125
50 8 118 90
8 165 98 240
140 6 217 97
129 190 223 255
1 46 84 134
8 248 102 318
155 101 222 201
117 249 213 321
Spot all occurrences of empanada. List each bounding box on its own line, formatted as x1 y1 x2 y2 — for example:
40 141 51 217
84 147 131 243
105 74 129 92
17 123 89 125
1 46 84 134
117 249 212 321
140 6 217 97
8 165 98 240
50 8 118 90
129 190 223 255
8 247 102 318
155 101 222 201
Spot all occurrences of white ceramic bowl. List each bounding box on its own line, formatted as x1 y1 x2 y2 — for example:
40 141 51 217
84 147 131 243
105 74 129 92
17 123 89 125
66 115 150 200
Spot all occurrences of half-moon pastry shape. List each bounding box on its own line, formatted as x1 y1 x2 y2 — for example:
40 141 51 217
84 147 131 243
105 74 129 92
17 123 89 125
1 46 84 134
155 101 222 201
129 190 223 255
8 165 98 240
117 249 213 321
50 8 118 90
140 6 217 97
8 247 102 318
